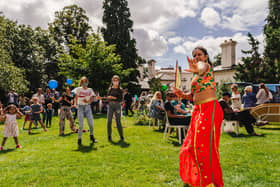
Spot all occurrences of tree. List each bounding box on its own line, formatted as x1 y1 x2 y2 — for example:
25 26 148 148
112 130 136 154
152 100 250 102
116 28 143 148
7 24 47 91
234 33 266 83
0 16 28 98
148 77 162 93
263 0 280 83
101 0 139 89
213 53 221 67
33 27 63 81
48 4 92 49
58 34 128 95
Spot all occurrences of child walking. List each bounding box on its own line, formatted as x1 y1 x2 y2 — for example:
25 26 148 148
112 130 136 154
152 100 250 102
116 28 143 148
21 100 32 130
0 104 23 150
28 97 48 134
45 103 53 128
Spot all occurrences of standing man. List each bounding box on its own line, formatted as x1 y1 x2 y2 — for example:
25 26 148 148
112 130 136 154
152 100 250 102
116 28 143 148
6 89 19 107
52 89 60 116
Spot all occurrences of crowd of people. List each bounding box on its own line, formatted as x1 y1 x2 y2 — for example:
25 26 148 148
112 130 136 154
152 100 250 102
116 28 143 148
0 45 274 187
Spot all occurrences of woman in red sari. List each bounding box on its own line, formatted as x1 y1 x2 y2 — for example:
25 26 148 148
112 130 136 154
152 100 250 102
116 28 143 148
175 46 224 187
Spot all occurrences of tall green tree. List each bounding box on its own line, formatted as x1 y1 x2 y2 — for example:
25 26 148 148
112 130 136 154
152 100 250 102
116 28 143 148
263 0 280 83
101 0 139 89
0 16 28 97
234 33 266 83
7 24 47 91
58 34 127 95
33 27 62 81
48 4 92 49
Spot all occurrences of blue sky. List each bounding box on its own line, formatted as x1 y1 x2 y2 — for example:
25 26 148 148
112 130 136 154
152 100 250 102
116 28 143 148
0 0 268 69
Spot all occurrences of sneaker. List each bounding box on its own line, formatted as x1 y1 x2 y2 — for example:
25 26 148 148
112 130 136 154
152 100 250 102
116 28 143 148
44 129 48 132
16 144 22 149
256 121 269 126
250 132 262 136
0 146 3 151
90 135 98 143
78 139 82 146
28 130 31 135
108 136 112 142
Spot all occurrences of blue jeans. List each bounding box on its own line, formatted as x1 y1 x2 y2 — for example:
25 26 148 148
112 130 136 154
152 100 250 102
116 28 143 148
78 105 93 139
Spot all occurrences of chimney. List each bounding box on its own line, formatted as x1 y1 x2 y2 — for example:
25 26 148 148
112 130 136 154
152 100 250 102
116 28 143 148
220 39 237 68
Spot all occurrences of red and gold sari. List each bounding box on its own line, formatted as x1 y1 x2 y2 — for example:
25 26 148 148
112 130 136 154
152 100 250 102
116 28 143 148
179 100 224 187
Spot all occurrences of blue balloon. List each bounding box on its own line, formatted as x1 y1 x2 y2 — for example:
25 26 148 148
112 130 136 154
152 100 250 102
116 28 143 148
48 80 58 89
66 79 73 85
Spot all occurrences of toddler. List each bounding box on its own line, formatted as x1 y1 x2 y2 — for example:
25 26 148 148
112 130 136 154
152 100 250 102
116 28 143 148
0 104 23 150
45 103 53 128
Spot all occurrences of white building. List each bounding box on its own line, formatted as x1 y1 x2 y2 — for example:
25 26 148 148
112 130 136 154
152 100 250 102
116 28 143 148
138 39 238 91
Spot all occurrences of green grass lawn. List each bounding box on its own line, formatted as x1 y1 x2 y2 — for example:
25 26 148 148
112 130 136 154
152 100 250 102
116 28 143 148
0 114 279 187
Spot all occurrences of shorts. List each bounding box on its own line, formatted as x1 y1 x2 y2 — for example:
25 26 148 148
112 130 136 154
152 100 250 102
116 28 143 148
31 114 41 121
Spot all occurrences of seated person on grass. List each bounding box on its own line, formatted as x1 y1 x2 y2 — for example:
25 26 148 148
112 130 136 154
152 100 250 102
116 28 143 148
219 92 268 136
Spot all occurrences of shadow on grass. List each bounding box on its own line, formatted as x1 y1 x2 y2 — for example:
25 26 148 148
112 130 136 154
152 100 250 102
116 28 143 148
153 127 165 133
258 127 280 130
0 148 15 154
227 132 266 138
133 121 149 126
93 114 107 119
74 143 97 153
109 140 130 148
60 132 74 137
170 140 181 147
28 132 41 135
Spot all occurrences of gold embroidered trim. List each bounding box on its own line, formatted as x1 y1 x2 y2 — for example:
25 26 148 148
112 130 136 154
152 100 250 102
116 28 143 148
194 97 217 105
209 101 216 184
206 183 215 187
193 104 202 187
183 182 215 187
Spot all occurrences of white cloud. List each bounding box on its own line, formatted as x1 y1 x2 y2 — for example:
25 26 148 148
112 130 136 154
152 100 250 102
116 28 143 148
200 7 221 28
133 29 168 58
0 0 268 64
168 37 183 45
200 0 268 31
129 0 199 32
1 0 202 59
173 33 265 60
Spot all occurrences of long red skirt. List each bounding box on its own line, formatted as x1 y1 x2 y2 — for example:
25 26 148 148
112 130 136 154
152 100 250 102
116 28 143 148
179 100 224 187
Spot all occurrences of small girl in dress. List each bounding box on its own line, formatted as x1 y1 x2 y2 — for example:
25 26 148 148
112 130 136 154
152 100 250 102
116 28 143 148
0 104 23 150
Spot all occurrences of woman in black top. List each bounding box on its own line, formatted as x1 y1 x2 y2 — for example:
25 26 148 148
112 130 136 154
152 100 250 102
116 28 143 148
107 75 124 142
53 87 77 136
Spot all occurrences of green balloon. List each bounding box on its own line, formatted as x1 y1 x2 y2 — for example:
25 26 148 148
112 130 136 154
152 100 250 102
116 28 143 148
162 85 168 91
